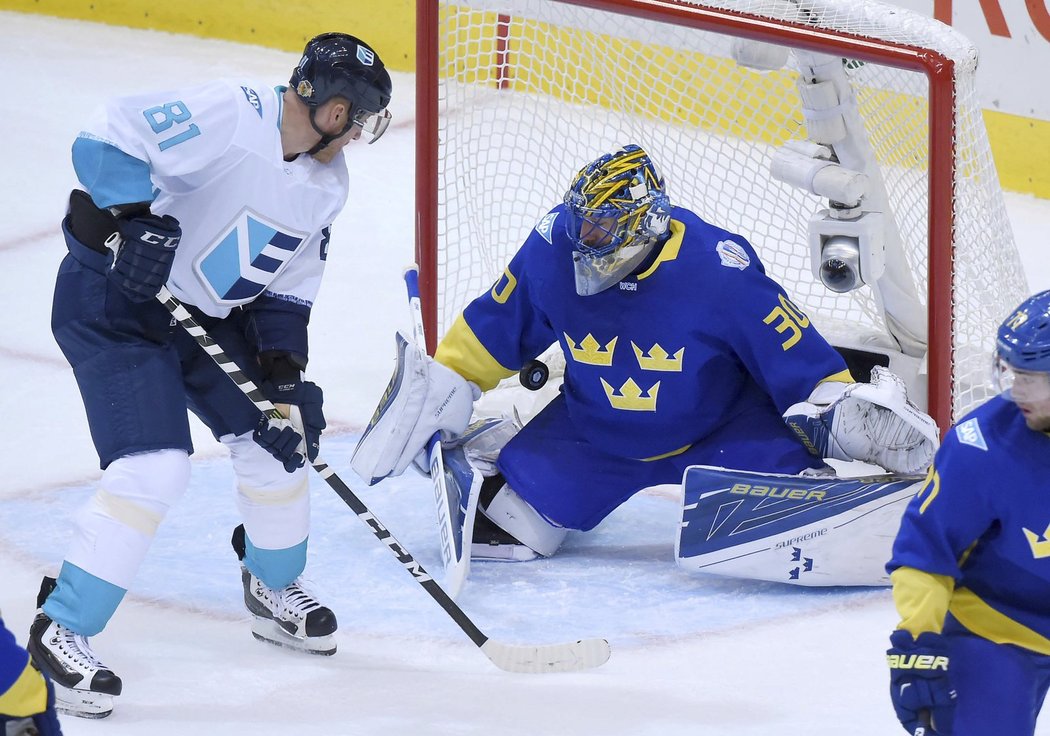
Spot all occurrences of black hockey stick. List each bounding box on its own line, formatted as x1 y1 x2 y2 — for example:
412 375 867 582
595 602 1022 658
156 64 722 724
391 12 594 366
156 285 611 674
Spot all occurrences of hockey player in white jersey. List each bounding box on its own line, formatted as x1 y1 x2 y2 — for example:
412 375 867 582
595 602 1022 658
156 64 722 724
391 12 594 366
28 33 392 718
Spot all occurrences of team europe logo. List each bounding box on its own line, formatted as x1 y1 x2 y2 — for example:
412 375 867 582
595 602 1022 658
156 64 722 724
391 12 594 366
196 210 306 304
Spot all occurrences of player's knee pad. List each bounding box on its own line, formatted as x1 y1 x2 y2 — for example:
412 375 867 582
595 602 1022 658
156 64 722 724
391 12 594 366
67 448 190 587
223 431 310 549
481 481 567 557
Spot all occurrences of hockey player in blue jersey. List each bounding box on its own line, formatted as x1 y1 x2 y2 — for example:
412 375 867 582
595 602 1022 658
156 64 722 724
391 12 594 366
28 33 392 718
354 144 937 563
886 289 1050 735
0 614 62 734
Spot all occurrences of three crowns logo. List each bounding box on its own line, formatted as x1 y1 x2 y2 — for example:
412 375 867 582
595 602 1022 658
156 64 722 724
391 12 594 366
565 332 682 411
565 333 616 366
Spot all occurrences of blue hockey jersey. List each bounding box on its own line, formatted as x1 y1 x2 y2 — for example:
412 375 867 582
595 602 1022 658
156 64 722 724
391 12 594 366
888 396 1050 651
435 204 850 460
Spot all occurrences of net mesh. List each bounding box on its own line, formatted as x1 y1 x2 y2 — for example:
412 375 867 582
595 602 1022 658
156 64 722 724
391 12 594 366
428 0 1028 423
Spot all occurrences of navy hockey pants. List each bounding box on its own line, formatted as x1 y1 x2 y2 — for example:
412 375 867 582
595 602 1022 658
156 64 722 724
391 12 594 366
51 233 264 469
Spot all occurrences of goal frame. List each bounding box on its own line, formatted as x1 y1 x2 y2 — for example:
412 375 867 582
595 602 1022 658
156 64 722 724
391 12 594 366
415 0 957 432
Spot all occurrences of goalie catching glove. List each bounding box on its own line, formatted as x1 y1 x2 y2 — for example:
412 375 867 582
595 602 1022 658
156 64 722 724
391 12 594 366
783 366 938 475
351 332 480 484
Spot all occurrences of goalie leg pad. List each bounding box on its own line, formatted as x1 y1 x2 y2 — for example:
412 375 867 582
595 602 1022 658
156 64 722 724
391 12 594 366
352 332 478 484
677 465 924 586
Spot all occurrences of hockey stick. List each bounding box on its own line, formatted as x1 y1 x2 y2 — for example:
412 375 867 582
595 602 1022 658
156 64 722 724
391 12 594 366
403 266 481 599
156 285 611 673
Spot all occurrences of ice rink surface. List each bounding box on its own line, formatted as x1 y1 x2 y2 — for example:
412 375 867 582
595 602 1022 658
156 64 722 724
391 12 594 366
1 11 1049 735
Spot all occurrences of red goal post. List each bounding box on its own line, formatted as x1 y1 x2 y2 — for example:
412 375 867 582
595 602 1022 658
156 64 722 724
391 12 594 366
415 0 1028 432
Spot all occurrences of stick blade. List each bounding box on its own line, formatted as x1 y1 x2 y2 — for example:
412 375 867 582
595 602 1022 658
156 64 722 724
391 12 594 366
480 638 611 673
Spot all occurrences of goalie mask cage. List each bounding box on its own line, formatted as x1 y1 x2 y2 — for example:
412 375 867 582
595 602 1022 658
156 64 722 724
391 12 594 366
415 0 1028 432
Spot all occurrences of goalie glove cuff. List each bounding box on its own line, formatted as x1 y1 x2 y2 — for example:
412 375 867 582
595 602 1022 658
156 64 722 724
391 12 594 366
783 399 851 461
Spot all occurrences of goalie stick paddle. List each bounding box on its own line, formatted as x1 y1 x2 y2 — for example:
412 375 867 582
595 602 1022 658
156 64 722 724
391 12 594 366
403 266 480 600
156 285 610 674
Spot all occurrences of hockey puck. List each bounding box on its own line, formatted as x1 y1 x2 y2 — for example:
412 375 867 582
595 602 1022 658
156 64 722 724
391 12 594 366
519 360 549 391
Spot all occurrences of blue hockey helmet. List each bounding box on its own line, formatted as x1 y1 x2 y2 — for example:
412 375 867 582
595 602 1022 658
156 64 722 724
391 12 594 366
993 289 1050 404
291 33 393 144
563 144 671 296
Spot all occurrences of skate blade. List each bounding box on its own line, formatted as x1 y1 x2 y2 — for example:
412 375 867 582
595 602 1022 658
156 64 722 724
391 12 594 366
250 617 336 656
471 542 538 562
53 683 114 719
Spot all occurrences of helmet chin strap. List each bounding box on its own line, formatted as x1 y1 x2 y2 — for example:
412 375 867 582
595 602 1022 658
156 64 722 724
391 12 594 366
305 107 355 156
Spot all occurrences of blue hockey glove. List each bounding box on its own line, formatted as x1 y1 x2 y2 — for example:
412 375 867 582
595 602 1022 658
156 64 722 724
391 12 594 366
262 379 326 462
109 213 181 302
253 415 306 473
887 629 956 734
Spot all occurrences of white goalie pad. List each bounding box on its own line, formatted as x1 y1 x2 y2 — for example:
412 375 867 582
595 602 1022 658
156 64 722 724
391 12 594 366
676 465 924 586
783 366 939 475
351 332 478 484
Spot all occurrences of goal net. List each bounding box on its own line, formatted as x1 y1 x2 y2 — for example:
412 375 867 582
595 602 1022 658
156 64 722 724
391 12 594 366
415 0 1028 429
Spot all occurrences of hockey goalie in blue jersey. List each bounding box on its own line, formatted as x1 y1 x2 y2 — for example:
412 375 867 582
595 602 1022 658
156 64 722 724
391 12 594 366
31 33 392 718
886 290 1050 735
354 144 937 565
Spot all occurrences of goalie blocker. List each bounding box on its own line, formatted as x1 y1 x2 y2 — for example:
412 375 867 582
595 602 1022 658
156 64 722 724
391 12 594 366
677 465 924 586
351 331 479 484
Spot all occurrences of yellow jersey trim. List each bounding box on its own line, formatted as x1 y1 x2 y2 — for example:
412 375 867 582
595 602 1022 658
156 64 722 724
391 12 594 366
434 314 515 392
891 566 955 637
0 658 48 718
820 369 855 384
949 587 1050 655
636 220 685 280
639 443 693 461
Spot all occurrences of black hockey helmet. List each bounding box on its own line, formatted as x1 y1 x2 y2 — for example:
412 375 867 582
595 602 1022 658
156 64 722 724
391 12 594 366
291 33 393 145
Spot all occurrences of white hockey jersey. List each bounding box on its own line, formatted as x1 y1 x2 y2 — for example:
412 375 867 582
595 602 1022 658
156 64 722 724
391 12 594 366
73 80 348 318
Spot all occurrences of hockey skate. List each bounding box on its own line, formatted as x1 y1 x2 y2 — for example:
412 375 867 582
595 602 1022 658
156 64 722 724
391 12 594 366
27 579 122 719
232 523 337 655
240 566 338 655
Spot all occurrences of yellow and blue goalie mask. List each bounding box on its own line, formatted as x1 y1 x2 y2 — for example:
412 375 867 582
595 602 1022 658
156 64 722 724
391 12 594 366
563 144 671 296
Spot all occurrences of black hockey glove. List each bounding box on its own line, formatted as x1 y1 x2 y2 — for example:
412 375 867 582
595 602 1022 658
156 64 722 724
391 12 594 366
252 415 306 473
887 629 956 734
109 213 181 302
66 189 181 303
257 351 326 463
262 380 325 462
